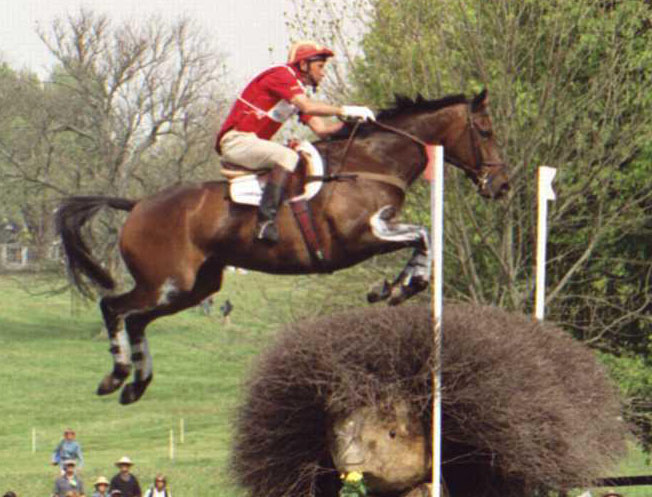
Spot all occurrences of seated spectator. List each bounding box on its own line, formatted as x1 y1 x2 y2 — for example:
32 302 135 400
144 474 170 497
52 428 84 471
53 460 85 497
92 477 110 497
109 457 141 497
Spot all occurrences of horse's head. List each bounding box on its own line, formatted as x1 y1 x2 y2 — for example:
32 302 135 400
445 89 510 199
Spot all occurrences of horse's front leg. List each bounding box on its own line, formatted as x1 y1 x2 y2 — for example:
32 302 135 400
366 205 431 306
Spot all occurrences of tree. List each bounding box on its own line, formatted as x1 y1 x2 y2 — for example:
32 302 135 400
293 0 652 353
37 9 228 197
291 0 652 452
0 10 229 268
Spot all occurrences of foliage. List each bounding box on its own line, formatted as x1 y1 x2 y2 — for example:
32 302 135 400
289 0 652 452
600 352 652 457
292 0 652 354
0 10 229 272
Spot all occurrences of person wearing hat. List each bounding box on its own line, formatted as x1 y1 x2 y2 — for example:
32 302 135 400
143 474 170 497
109 457 141 497
91 477 110 497
216 40 375 244
52 459 86 497
52 428 84 471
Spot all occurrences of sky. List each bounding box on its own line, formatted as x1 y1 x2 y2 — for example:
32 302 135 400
0 0 293 84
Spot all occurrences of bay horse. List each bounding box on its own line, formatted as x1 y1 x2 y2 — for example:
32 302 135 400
56 89 508 404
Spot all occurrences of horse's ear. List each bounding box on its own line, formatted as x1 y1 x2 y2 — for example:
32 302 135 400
471 88 489 112
394 94 410 106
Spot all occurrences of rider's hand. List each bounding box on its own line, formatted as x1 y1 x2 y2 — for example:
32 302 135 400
341 105 375 122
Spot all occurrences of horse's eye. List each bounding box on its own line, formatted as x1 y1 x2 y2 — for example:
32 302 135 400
477 128 492 139
389 429 397 439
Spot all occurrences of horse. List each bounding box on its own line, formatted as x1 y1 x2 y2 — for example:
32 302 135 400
55 88 509 404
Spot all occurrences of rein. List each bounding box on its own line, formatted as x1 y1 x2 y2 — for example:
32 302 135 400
371 105 506 190
334 120 427 193
333 102 505 192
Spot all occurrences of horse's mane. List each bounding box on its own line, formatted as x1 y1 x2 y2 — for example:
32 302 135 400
376 93 467 120
324 93 468 142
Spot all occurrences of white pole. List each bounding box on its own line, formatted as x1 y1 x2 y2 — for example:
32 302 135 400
169 429 174 461
32 428 36 453
429 145 444 497
535 166 557 321
180 418 185 444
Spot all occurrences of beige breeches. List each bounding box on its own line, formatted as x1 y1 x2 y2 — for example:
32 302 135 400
219 130 299 172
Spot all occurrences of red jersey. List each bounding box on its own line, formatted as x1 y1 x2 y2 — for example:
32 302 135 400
216 65 312 151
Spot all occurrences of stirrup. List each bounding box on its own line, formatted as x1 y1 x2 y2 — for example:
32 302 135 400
254 220 279 244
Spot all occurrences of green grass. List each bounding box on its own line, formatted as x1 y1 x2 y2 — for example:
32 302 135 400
0 272 649 496
0 270 358 496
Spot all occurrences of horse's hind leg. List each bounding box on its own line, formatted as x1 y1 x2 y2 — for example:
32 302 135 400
97 289 157 395
119 262 226 405
119 312 155 404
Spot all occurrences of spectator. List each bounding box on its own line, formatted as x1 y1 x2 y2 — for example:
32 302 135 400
52 428 84 470
109 457 141 497
143 474 170 497
92 477 110 497
53 460 85 497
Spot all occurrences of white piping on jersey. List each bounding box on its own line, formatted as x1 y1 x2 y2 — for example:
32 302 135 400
236 65 306 123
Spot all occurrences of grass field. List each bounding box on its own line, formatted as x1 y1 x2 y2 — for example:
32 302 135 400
0 272 649 496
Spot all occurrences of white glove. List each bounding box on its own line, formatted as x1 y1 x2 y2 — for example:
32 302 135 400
341 105 375 122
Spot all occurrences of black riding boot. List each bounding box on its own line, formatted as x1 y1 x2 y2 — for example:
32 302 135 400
254 165 291 244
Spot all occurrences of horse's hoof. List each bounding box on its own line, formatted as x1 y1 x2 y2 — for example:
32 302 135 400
387 286 408 306
97 374 125 396
367 280 391 303
119 376 152 405
388 277 429 306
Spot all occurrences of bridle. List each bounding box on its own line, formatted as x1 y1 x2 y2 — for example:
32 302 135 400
443 104 507 191
345 103 506 191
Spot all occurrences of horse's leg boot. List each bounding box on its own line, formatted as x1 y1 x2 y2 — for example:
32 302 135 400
254 165 291 244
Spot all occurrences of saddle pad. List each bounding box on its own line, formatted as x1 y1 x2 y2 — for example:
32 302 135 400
229 141 324 206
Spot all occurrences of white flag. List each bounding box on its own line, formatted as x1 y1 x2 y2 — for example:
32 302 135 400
538 166 557 201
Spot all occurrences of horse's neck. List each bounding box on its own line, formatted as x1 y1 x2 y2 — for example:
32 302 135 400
384 105 461 147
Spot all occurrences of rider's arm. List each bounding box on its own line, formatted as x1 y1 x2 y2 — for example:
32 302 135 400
305 116 345 139
291 94 344 118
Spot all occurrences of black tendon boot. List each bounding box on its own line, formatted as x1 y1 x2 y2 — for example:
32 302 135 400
254 165 291 243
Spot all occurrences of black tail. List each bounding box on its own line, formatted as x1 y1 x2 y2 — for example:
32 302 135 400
55 196 136 298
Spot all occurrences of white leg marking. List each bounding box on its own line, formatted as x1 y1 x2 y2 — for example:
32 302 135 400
157 278 178 305
132 339 153 381
370 205 424 243
110 329 131 365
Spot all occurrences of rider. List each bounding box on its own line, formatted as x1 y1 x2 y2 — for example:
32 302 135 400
215 40 375 244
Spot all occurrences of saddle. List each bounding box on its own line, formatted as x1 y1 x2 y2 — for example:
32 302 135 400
221 141 329 264
221 141 325 206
